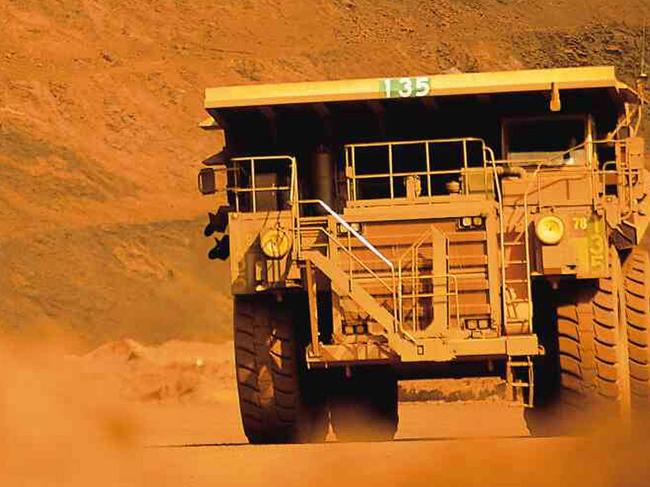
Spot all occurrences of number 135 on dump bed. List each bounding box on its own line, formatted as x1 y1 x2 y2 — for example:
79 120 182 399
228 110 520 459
382 77 431 98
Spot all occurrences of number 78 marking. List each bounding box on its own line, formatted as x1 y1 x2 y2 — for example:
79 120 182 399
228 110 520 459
573 217 588 230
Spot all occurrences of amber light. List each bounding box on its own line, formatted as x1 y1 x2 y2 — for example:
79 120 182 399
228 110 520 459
259 227 292 259
535 215 565 245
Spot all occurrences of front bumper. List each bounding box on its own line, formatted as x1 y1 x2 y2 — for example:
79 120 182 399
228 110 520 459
306 335 540 367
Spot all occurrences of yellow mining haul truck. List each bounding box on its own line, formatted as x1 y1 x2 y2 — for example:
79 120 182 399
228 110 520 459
198 66 650 443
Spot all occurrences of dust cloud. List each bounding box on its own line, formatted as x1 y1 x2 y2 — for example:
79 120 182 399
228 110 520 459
0 335 232 486
1 336 649 487
0 340 145 487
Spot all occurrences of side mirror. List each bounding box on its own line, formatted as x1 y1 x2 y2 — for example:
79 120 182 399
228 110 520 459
198 168 216 195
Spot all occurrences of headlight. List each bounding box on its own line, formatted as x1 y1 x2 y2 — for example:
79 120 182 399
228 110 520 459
535 215 565 245
338 222 362 234
259 227 292 259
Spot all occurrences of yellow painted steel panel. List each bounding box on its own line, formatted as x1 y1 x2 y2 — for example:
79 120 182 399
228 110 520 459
205 66 636 109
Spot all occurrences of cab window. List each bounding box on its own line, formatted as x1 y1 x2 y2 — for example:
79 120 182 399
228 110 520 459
503 117 589 165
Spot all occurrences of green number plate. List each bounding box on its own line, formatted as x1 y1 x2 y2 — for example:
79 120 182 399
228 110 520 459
381 76 431 98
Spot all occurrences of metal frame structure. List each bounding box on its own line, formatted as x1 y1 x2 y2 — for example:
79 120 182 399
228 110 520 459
226 155 296 213
223 137 529 359
345 138 494 204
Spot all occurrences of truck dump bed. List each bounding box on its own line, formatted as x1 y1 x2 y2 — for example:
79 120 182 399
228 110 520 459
205 66 638 111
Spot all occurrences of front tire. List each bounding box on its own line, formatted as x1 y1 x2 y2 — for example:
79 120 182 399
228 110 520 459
234 295 328 444
555 250 630 428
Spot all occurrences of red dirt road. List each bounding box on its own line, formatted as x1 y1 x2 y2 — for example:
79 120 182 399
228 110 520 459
150 435 579 487
134 402 649 487
2 340 649 487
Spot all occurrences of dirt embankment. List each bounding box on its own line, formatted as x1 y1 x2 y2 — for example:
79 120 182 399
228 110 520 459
36 337 505 405
3 0 650 345
1 218 231 347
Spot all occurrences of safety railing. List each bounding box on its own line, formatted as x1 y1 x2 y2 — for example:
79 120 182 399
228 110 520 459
521 195 533 334
344 138 496 203
496 138 642 215
600 139 643 221
501 193 533 335
481 145 511 336
396 227 460 342
600 160 638 220
226 155 296 213
295 199 399 331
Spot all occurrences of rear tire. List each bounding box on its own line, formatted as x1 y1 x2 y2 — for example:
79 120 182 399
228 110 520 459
329 367 398 442
555 250 630 429
234 295 328 444
623 248 650 414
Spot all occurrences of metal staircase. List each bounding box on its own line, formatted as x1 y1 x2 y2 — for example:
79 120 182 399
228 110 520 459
294 200 463 361
303 251 395 336
294 200 398 342
290 145 537 384
502 210 533 336
506 357 534 407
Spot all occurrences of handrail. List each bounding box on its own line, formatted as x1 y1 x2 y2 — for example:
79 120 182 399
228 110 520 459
522 193 533 333
396 225 437 265
306 227 394 296
346 136 489 148
396 226 460 339
296 199 399 332
299 199 395 271
397 228 430 339
352 169 464 179
344 137 495 202
226 155 296 213
483 146 508 336
497 139 641 219
608 141 639 220
496 138 605 233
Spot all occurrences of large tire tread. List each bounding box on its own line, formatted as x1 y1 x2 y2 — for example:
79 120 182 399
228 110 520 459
556 252 628 415
623 249 650 407
234 296 323 444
